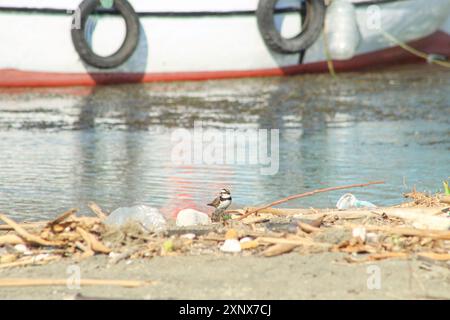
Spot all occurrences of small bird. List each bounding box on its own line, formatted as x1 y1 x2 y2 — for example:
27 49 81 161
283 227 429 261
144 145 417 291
207 188 232 222
208 188 232 210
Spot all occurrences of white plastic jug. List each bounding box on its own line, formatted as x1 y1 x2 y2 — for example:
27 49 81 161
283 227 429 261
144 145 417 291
325 0 361 60
336 193 376 210
105 205 166 231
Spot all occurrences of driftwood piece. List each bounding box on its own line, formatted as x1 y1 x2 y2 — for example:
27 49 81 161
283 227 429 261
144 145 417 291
298 222 321 234
240 208 375 222
367 252 409 261
417 252 450 261
109 246 143 265
74 241 94 259
0 214 64 247
0 254 18 264
0 278 153 288
440 195 450 204
242 207 312 216
72 216 102 229
263 244 298 257
76 227 111 254
341 245 377 254
344 223 450 240
88 202 108 220
0 221 47 231
0 256 61 269
374 208 450 230
345 252 409 263
48 209 77 226
0 234 26 245
257 236 331 248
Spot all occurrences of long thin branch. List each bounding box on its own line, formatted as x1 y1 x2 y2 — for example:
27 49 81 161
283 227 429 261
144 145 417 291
344 223 450 240
0 278 153 288
238 181 384 220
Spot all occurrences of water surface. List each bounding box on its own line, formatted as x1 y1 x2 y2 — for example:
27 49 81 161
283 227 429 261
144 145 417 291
0 65 449 221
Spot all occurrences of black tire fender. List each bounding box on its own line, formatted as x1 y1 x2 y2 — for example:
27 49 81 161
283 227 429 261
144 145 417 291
257 0 326 54
71 0 140 69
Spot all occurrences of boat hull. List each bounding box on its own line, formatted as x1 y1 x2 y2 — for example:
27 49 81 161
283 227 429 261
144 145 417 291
0 0 449 87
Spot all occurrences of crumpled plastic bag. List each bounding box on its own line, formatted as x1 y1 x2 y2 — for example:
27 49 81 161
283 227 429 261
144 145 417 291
105 205 166 231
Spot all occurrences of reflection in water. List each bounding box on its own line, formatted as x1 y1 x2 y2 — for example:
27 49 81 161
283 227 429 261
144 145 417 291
0 66 449 220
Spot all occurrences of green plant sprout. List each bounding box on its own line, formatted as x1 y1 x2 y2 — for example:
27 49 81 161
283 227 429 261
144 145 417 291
443 180 450 195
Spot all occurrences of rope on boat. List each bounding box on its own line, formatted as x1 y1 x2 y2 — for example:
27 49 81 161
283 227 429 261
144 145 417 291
321 26 450 77
322 22 337 78
379 29 450 69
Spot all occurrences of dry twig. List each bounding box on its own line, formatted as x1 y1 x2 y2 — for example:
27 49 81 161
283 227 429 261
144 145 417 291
238 181 384 220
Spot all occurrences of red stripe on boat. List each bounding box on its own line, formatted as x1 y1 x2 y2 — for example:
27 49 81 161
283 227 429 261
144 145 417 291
1 31 449 88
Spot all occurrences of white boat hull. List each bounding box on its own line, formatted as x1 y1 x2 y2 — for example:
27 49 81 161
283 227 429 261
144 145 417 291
0 0 449 87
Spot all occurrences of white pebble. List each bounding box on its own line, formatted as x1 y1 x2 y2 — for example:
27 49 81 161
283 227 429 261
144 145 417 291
220 239 242 253
14 244 32 255
33 254 50 262
108 252 120 259
352 226 367 242
176 209 210 227
239 237 253 243
180 233 196 240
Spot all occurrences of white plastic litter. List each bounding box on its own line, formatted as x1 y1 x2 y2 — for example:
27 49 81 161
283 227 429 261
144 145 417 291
180 233 196 240
32 253 50 262
352 226 367 242
336 193 376 210
220 239 242 253
325 0 361 60
105 205 166 231
239 237 253 244
108 252 120 259
14 244 30 254
176 209 210 227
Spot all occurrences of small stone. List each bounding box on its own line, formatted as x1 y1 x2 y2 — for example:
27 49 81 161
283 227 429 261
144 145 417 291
108 252 120 259
180 233 196 240
220 239 241 253
14 244 32 255
239 237 253 243
352 226 366 243
33 254 50 262
176 209 210 227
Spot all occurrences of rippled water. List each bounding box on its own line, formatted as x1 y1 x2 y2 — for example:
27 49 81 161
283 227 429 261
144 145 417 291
0 66 449 221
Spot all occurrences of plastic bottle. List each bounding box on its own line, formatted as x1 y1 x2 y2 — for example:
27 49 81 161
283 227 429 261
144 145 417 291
336 193 376 210
105 205 166 231
325 0 361 60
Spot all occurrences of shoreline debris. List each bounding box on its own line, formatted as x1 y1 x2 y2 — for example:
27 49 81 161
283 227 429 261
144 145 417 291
336 193 376 209
1 184 449 270
105 205 166 232
237 181 385 220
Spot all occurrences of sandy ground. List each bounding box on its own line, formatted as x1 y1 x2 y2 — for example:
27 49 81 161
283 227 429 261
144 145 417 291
0 253 449 300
